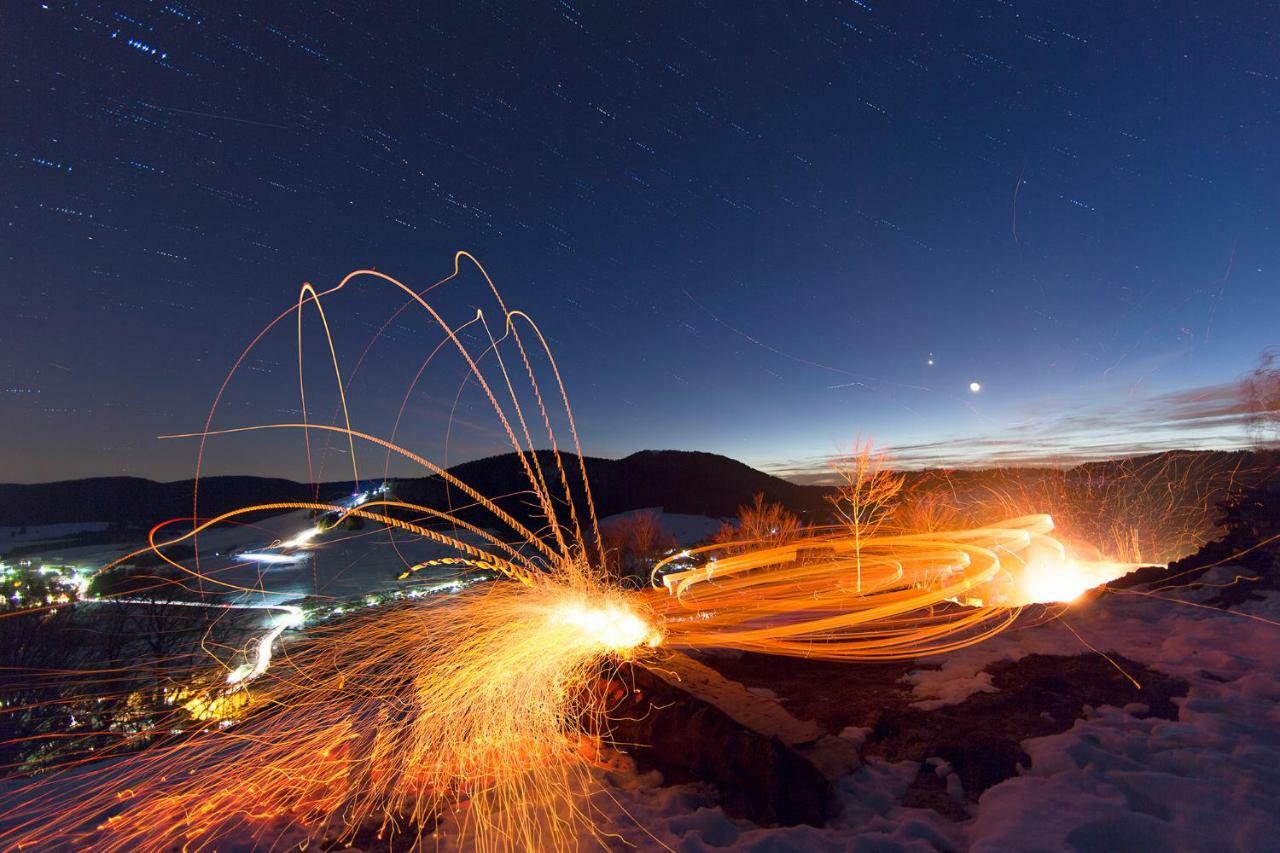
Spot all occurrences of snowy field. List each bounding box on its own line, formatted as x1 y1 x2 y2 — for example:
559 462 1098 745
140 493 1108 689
0 521 113 546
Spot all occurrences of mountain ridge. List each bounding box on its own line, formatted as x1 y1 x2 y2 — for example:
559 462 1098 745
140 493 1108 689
3 448 1277 530
0 450 828 528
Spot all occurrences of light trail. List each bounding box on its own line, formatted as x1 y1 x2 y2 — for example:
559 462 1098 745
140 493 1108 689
90 598 304 685
226 606 304 685
646 513 1139 660
234 550 306 564
0 257 1165 851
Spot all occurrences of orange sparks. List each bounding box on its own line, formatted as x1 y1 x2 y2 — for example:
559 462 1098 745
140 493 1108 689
0 257 1165 851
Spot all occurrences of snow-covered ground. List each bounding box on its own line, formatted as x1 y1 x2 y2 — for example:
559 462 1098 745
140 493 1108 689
588 565 1280 851
0 521 113 545
600 508 724 546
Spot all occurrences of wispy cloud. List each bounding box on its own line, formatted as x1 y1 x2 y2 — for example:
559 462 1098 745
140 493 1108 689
765 381 1272 483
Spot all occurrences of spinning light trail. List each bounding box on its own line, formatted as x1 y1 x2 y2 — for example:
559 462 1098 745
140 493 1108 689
648 514 1138 661
0 256 1143 850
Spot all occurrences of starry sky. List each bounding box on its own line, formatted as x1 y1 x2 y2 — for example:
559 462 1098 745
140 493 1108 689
3 1 1278 484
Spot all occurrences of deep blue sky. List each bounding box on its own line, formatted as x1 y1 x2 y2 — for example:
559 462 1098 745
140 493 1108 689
3 1 1278 483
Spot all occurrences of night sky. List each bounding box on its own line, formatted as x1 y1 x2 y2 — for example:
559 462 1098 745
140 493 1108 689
4 1 1278 483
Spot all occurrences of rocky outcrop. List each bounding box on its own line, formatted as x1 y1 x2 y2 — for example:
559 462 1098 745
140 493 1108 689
600 651 859 826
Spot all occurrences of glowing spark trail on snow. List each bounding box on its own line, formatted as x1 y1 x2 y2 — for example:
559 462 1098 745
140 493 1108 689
647 514 1137 659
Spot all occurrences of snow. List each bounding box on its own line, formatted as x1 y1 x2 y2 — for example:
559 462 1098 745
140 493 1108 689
588 565 1280 851
904 667 998 711
0 521 112 545
960 572 1280 851
839 726 872 748
594 757 963 852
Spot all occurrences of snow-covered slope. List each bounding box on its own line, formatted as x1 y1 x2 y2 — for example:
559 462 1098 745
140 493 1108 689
592 565 1280 851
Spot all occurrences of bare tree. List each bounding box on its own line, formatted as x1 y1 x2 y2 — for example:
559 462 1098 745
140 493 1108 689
711 493 803 555
891 486 962 534
827 441 905 592
1242 347 1280 443
600 510 677 583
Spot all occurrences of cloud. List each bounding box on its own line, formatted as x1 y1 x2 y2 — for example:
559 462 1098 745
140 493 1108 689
765 380 1273 483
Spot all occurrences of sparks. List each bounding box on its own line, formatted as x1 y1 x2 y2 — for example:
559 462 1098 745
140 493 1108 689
0 257 1152 851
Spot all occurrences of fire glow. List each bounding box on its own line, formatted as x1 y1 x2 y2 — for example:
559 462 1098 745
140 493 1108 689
1012 555 1135 605
547 594 663 652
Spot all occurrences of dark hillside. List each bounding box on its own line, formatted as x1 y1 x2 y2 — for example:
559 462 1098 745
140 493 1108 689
5 449 1277 541
0 451 831 531
0 477 349 528
391 449 831 530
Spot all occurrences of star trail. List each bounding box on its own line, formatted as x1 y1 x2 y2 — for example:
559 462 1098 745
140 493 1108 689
3 0 1278 481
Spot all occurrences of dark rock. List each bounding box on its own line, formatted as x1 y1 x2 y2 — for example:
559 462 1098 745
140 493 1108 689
901 765 971 822
601 652 858 827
